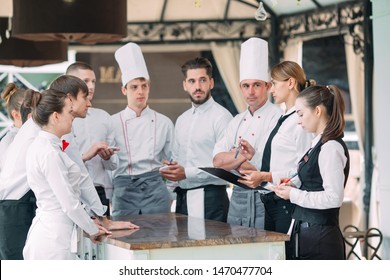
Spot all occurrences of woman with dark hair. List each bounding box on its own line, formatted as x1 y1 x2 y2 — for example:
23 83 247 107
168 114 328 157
23 89 110 260
273 84 350 260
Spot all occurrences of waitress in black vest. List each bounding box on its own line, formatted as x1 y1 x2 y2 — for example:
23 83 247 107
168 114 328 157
273 84 350 260
237 61 314 259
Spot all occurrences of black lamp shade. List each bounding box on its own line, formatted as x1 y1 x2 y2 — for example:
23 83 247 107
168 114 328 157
12 0 127 44
0 17 68 67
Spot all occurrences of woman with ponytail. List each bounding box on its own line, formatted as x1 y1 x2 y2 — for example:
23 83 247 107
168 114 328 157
22 89 111 259
0 83 26 171
273 84 350 260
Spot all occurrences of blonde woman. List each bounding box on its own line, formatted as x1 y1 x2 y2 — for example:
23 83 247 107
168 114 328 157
0 83 25 171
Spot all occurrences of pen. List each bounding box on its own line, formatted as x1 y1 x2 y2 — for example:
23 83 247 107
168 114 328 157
234 145 241 159
284 172 298 183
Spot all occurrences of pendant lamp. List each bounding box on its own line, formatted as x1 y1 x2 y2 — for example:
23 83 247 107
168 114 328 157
11 0 127 44
0 17 68 67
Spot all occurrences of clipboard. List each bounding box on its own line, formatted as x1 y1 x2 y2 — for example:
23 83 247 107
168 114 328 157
199 167 272 192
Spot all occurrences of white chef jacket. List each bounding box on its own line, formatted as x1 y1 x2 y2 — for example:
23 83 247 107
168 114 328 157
0 125 19 172
213 100 283 167
23 131 98 260
259 106 313 184
213 101 282 228
111 106 174 177
0 118 106 216
72 107 117 199
290 134 348 209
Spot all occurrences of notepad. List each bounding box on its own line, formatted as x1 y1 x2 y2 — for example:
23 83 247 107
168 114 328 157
199 167 272 193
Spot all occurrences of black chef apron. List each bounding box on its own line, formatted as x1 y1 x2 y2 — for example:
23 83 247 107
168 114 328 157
0 190 36 260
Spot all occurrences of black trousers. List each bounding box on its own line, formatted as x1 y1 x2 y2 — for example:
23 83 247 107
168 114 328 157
175 185 229 222
293 222 346 260
0 190 36 260
95 186 110 216
261 193 294 260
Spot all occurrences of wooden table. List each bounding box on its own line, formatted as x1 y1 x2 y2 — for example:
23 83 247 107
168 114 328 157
81 213 289 260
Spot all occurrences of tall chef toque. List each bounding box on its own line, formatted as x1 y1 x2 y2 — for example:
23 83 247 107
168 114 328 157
115 42 150 86
239 37 269 83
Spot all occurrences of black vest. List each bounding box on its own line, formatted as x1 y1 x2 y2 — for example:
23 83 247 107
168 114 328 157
292 137 350 226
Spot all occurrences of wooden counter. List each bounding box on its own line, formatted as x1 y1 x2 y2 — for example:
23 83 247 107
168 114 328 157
83 213 289 260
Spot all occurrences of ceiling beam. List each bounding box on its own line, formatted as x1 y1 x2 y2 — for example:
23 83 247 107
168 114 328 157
311 0 322 8
224 0 232 20
160 0 169 22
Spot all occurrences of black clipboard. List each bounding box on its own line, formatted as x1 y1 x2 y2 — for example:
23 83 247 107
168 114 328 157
199 167 271 191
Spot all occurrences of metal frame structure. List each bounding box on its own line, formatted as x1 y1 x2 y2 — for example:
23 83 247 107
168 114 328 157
1 0 373 228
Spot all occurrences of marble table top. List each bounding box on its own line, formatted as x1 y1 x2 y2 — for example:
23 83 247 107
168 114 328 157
106 213 290 250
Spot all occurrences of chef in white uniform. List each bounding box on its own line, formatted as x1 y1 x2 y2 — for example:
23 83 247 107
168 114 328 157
213 38 282 228
159 57 233 222
111 42 174 216
67 62 118 215
22 89 109 260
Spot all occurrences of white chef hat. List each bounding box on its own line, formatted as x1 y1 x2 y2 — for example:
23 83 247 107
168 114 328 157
114 42 150 86
239 37 269 83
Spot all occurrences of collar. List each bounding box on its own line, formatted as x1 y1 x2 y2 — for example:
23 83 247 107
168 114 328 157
311 133 323 148
191 97 214 114
247 100 271 116
284 106 296 116
39 130 62 150
123 105 151 119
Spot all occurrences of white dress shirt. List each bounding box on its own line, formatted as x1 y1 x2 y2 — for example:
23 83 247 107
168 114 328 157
0 118 106 216
111 106 174 177
0 126 19 172
23 131 98 260
174 97 233 189
174 97 233 218
72 107 118 199
0 119 40 200
261 107 313 183
213 100 283 167
290 134 348 209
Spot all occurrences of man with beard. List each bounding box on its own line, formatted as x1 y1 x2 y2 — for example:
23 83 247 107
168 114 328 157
160 57 233 222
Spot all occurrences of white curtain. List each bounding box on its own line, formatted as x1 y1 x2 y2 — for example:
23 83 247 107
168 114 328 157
344 34 365 152
344 33 365 229
211 41 247 113
283 38 303 66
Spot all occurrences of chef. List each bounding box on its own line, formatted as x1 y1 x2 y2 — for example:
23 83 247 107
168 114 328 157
111 42 174 216
213 37 282 228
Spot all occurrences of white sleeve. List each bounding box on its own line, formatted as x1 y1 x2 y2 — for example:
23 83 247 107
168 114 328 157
63 133 107 216
290 141 347 209
43 151 98 235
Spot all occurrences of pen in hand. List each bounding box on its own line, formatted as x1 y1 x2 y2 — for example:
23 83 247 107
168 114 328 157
234 145 241 159
281 172 298 184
